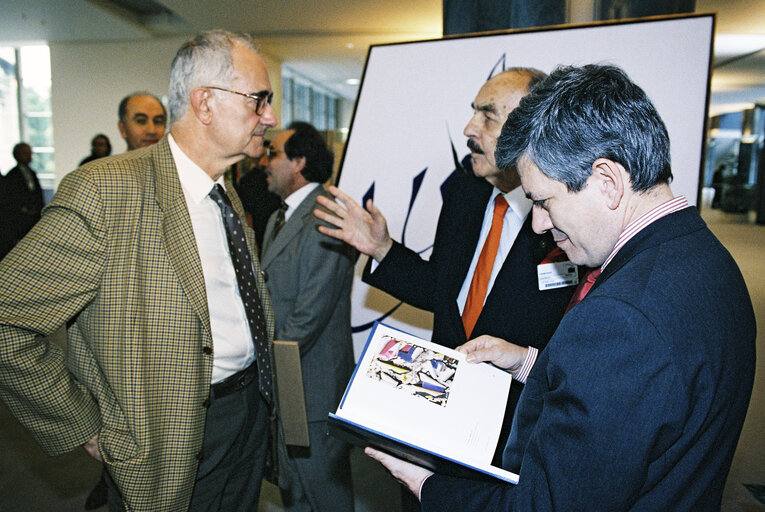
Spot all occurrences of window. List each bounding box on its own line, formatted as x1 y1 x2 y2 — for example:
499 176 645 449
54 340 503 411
281 69 339 131
0 45 54 192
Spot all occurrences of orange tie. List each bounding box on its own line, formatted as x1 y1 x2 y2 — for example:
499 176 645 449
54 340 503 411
564 267 602 314
462 195 509 338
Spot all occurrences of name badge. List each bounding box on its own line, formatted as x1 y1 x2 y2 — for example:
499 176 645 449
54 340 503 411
537 261 579 291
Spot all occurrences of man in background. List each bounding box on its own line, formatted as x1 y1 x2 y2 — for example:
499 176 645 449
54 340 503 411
1 142 44 259
261 122 356 511
0 30 279 511
315 68 575 465
79 133 112 166
118 91 167 150
233 142 282 252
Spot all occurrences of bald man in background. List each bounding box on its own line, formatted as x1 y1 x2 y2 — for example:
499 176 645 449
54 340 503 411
118 91 167 151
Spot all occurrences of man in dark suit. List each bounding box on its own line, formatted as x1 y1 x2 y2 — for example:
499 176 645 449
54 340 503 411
261 122 356 511
315 69 575 464
367 64 757 512
0 30 281 511
234 148 282 252
2 142 44 256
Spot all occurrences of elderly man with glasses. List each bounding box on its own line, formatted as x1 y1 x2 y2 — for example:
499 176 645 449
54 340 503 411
0 30 281 511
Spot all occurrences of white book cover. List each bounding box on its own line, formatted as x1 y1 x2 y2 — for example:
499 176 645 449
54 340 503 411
330 322 518 483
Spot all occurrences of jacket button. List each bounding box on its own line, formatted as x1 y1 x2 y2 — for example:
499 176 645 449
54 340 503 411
196 450 204 461
202 397 211 408
202 346 212 355
261 270 268 282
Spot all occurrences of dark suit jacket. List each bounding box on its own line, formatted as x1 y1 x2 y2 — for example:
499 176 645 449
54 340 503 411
421 207 757 512
0 138 277 511
3 164 44 246
363 172 573 422
234 167 281 252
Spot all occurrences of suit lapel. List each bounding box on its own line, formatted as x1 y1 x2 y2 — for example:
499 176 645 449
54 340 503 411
446 180 493 299
261 186 322 269
440 177 492 343
152 137 212 337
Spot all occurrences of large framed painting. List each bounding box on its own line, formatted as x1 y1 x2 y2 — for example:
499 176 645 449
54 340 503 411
337 14 714 353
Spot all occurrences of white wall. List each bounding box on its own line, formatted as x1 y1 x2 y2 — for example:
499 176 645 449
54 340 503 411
49 36 283 185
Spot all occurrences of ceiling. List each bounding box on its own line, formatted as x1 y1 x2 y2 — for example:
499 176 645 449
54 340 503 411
1 0 764 113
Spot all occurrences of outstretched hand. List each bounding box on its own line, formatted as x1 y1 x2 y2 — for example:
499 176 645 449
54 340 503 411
456 335 529 373
314 185 394 262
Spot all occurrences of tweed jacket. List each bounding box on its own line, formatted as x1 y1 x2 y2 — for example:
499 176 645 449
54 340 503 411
0 137 276 511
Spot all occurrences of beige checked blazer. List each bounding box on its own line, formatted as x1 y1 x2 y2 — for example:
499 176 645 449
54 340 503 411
0 137 275 511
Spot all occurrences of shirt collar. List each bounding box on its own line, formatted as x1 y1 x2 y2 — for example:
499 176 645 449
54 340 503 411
284 182 320 213
602 195 689 269
491 185 532 221
168 133 225 204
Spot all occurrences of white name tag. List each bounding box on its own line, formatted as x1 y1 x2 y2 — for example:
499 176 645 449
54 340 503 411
537 261 579 291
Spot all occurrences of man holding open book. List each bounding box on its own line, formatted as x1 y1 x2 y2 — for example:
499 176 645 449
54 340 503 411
365 64 756 511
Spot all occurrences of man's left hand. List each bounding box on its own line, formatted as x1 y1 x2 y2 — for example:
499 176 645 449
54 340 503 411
365 447 434 499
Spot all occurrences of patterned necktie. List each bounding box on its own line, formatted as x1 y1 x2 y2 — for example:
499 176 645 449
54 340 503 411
272 202 288 239
462 195 509 338
209 184 273 405
564 267 602 314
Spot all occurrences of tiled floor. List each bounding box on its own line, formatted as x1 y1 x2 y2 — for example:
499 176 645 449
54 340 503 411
1 208 763 511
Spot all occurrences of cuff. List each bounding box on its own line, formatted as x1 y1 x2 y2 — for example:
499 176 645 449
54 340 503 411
417 474 431 501
512 346 538 384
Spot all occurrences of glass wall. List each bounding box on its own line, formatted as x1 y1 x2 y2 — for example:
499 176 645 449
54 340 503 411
281 70 339 132
705 108 764 213
0 45 54 194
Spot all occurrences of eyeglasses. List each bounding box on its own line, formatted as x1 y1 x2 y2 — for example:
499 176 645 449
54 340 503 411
265 146 280 158
205 86 273 115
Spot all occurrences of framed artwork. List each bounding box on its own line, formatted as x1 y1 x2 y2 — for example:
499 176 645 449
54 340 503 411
337 14 714 353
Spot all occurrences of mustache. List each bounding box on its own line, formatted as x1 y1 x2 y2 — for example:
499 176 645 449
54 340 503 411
467 139 484 155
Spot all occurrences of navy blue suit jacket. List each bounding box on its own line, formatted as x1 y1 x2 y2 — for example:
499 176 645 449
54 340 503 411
421 207 756 511
362 172 573 429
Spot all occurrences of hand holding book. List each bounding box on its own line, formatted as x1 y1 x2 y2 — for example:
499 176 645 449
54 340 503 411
365 446 433 500
329 322 519 484
457 335 530 374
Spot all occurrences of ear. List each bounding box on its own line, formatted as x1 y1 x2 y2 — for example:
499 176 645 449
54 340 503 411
591 158 625 210
190 87 214 125
291 156 307 176
118 120 127 139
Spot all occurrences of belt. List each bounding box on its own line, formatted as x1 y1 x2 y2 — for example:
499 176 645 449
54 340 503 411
211 363 257 399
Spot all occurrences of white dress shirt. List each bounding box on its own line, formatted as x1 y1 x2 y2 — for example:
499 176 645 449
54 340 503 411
283 182 321 222
456 185 531 314
168 134 255 384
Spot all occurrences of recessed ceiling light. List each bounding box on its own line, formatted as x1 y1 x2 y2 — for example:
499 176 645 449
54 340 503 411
345 78 360 85
346 43 355 49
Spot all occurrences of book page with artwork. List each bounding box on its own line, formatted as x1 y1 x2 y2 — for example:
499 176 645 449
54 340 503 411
331 322 517 482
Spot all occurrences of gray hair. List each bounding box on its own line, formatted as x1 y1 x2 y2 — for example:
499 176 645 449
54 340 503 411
496 64 672 192
168 30 259 123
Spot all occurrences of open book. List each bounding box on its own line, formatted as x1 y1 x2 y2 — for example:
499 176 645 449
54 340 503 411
328 322 518 484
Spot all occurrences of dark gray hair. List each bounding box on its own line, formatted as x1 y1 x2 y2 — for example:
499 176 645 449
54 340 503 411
285 121 334 184
496 64 672 192
168 30 259 122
